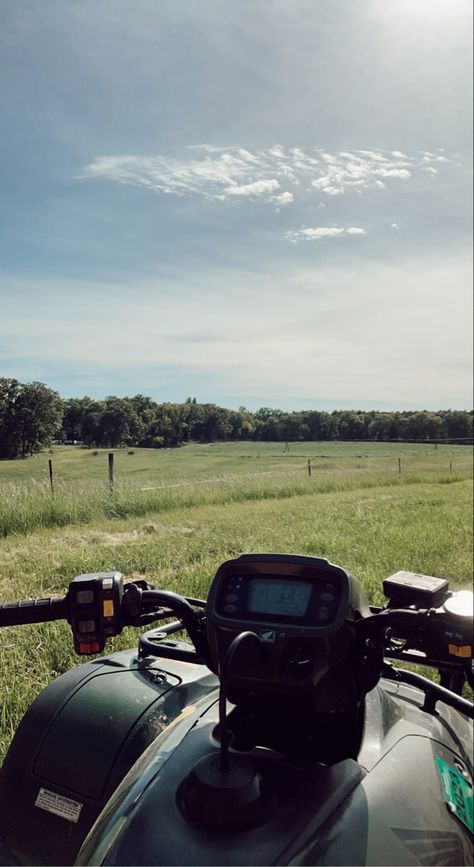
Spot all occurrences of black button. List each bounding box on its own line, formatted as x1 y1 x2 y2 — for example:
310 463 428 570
225 593 238 603
79 619 96 633
321 592 335 602
224 604 237 614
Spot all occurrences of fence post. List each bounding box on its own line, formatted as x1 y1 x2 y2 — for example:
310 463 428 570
308 459 312 478
108 452 114 492
398 457 402 475
48 459 54 496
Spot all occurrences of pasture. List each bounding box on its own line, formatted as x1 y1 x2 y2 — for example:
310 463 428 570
0 441 472 762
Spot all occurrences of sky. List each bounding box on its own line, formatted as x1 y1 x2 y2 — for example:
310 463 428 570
0 0 472 412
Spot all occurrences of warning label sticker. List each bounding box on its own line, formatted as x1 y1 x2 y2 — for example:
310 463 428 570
35 787 83 824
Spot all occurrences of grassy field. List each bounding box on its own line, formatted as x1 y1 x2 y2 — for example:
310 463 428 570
0 442 472 762
0 441 471 538
0 440 469 483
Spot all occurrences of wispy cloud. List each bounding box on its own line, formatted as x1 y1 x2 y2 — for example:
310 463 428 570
80 145 454 206
285 226 366 242
1 255 471 408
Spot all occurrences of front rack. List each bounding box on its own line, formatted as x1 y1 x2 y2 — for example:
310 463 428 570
138 621 203 663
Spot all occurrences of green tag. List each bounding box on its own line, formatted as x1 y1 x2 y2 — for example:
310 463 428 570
435 757 473 833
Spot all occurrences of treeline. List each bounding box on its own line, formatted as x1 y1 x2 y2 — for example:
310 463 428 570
0 378 472 459
61 398 472 448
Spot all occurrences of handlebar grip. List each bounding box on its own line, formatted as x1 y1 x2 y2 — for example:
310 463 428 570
0 596 68 628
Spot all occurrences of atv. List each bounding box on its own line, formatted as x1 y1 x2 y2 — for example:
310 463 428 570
0 553 472 865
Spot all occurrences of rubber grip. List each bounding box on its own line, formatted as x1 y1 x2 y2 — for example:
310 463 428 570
0 596 68 627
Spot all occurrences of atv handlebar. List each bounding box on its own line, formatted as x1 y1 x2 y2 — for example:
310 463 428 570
0 596 68 627
0 573 471 687
0 572 210 664
359 605 472 660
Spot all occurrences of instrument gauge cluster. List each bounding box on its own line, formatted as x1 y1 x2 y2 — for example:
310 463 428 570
206 554 361 697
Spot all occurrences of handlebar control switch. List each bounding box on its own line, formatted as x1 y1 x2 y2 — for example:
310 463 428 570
68 572 124 655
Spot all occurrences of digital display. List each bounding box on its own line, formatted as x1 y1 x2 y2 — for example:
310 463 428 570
247 578 312 617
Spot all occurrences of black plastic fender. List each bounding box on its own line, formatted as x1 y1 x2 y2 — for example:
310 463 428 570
0 647 218 866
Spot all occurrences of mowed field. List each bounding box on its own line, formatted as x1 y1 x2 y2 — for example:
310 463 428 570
0 441 472 762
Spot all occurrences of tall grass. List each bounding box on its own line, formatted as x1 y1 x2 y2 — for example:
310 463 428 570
0 461 471 538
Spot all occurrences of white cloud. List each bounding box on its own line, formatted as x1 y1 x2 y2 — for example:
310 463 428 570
374 168 411 179
285 226 366 241
303 227 345 239
238 148 259 163
269 145 285 158
311 177 331 189
224 179 280 197
421 152 449 166
80 145 454 206
273 191 294 205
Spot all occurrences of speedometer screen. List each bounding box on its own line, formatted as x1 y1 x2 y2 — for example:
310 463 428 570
247 578 312 617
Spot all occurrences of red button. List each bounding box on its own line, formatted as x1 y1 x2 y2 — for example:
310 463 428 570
78 641 100 654
78 642 92 654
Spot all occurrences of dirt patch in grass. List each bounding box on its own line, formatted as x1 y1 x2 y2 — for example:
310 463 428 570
88 522 198 548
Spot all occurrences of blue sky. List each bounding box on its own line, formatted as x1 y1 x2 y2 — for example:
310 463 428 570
1 0 472 411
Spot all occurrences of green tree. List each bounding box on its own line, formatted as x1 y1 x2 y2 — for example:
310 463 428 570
333 411 366 440
61 396 98 441
260 414 284 440
0 379 63 458
367 413 398 441
0 378 21 458
442 410 473 439
182 401 207 441
96 397 143 448
403 411 443 441
228 409 255 440
200 405 233 441
279 413 310 441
